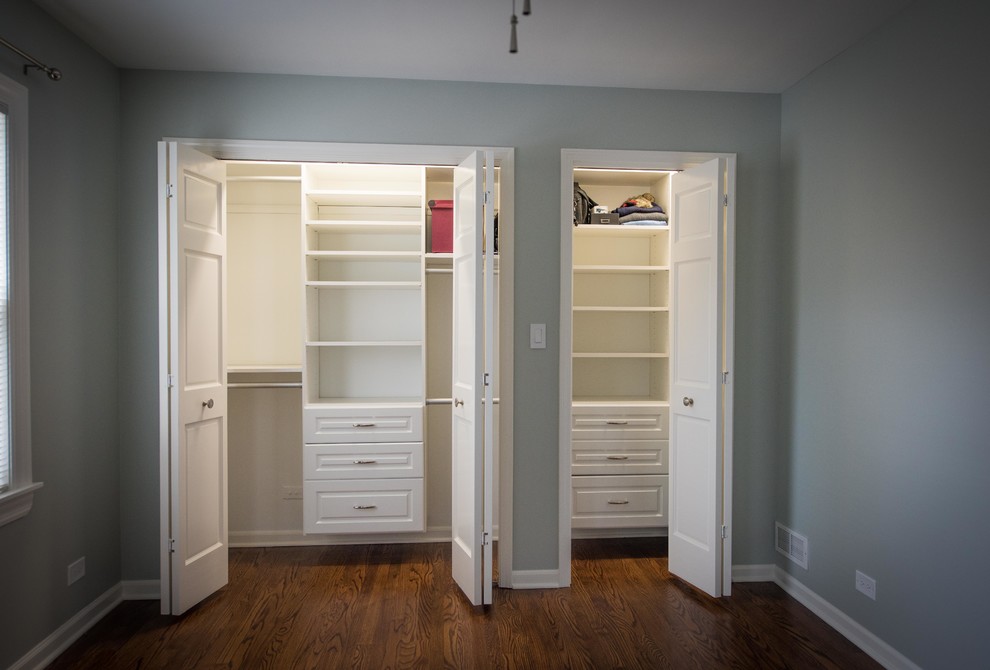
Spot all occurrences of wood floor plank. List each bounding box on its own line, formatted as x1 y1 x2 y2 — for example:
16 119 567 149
46 539 882 670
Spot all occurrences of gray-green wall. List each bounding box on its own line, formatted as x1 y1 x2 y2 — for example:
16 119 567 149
13 0 988 666
117 73 782 577
779 0 990 666
0 1 120 667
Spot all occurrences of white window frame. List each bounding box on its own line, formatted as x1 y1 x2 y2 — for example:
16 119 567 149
0 72 41 527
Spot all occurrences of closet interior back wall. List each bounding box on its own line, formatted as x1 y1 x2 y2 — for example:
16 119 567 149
226 162 305 544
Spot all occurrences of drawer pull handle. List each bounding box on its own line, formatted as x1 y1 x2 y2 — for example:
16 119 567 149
606 456 629 461
353 460 378 465
353 505 378 510
605 420 628 425
353 422 376 428
607 499 630 505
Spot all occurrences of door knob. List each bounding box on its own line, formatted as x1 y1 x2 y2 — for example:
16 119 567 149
454 398 464 407
203 398 214 409
682 397 694 407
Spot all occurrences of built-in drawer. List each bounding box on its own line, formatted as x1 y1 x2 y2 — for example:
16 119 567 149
571 404 668 441
303 478 425 534
571 439 667 476
303 404 423 444
303 442 424 479
571 474 668 529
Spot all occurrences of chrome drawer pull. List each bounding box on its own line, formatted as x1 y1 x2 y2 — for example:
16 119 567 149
606 456 629 461
352 422 376 428
607 499 630 505
605 420 628 425
353 505 377 510
353 460 378 465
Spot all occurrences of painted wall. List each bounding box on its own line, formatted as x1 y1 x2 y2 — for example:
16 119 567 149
118 73 782 577
0 1 120 667
778 0 990 666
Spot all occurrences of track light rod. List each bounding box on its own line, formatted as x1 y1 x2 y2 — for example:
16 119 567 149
509 0 531 53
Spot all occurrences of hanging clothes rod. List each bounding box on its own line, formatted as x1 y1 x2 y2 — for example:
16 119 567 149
0 36 61 81
426 397 500 405
228 382 303 389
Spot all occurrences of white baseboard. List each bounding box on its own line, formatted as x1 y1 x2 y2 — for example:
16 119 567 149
9 583 123 670
122 579 161 600
773 567 921 670
509 569 561 589
572 527 668 540
229 526 454 547
732 563 775 582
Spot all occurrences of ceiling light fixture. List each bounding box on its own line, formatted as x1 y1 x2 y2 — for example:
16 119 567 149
510 0 532 53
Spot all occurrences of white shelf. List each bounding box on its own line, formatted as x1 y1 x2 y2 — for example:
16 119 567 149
303 396 424 410
306 220 421 233
573 352 668 359
306 341 423 347
573 306 668 313
573 399 669 408
305 250 421 261
574 265 668 273
305 190 422 208
575 223 669 234
305 281 421 289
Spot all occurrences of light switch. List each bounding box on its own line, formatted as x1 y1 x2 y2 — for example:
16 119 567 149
530 323 546 349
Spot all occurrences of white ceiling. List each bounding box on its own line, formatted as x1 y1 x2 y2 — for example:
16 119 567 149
32 0 911 93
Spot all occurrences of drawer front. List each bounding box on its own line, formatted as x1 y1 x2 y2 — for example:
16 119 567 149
571 439 667 475
304 478 424 534
571 475 667 529
304 442 424 479
571 405 668 441
304 405 423 443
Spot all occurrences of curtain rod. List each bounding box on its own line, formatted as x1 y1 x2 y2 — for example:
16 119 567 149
0 36 61 81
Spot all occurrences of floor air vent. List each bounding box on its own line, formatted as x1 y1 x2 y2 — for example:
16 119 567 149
775 522 809 569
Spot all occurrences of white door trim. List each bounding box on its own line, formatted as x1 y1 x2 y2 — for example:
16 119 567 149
158 138 516 598
558 148 735 593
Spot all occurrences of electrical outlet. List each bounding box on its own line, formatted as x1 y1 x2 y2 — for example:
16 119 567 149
855 570 876 600
281 485 303 500
67 557 86 585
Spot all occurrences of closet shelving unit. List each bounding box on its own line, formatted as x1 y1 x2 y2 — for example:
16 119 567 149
570 169 674 532
301 164 427 534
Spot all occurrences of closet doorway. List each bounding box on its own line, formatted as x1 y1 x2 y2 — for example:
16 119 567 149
559 149 735 597
158 139 514 614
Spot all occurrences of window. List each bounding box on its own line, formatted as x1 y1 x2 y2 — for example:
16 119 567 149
0 72 40 527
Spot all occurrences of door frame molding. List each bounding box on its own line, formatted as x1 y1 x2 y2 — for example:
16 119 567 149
558 148 735 594
159 139 516 614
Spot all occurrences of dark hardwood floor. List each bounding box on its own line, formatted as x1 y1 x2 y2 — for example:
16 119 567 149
47 539 880 669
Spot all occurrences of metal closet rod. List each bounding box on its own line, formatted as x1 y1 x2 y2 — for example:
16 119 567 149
0 36 61 81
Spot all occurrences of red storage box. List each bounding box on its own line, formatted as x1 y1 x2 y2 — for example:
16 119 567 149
429 199 453 253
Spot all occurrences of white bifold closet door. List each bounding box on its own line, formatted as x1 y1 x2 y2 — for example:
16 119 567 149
668 157 726 598
450 150 496 606
158 142 230 615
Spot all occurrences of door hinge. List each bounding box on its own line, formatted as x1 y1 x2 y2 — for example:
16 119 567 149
721 525 728 539
169 538 176 553
166 183 175 199
721 371 729 385
167 373 175 389
482 531 491 547
722 193 728 206
484 372 491 387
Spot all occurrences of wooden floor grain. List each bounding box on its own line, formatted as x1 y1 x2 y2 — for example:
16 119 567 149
47 539 880 669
